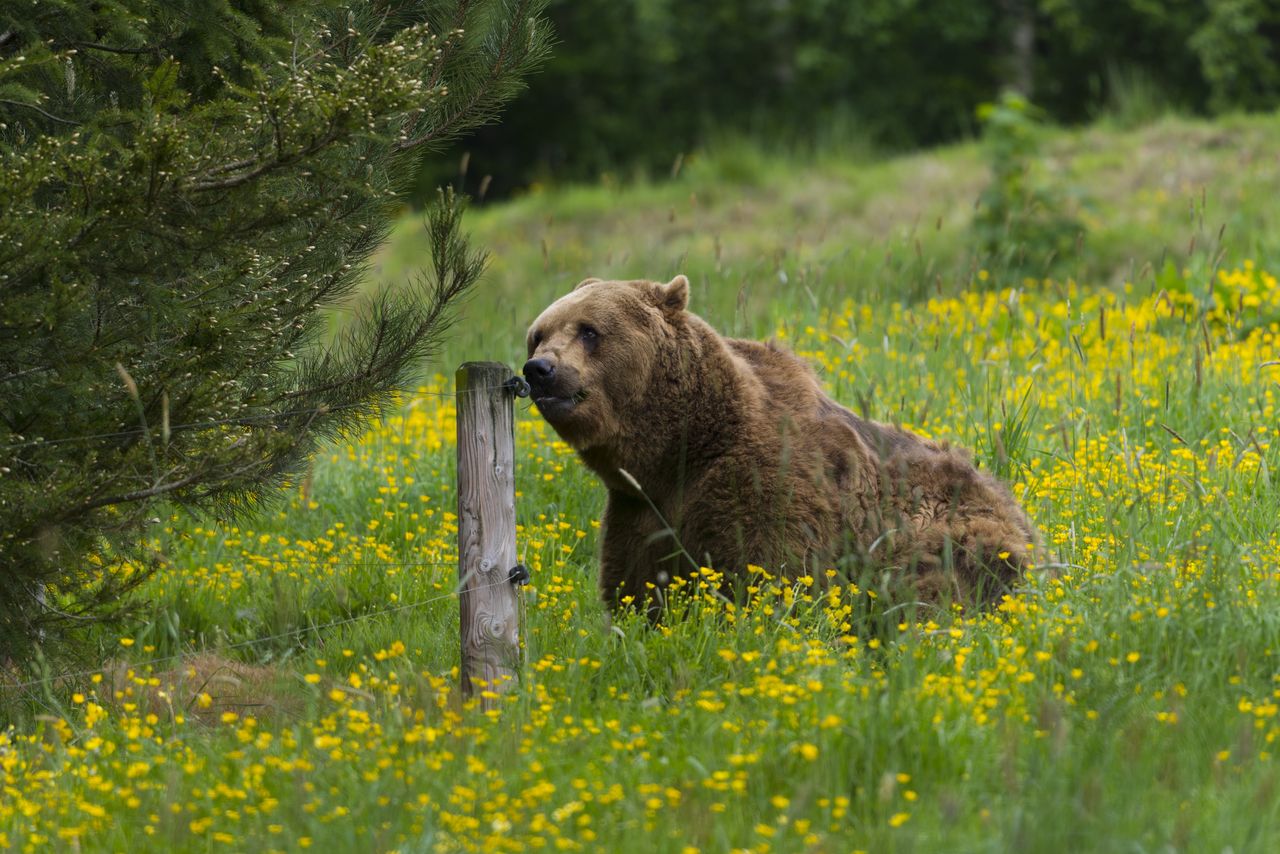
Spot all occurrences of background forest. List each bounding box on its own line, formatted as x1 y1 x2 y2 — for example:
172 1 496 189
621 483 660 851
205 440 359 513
419 0 1280 198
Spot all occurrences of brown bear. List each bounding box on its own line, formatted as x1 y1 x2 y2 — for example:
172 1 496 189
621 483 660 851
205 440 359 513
523 275 1038 613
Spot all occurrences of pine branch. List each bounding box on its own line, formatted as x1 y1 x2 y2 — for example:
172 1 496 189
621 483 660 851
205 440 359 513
67 41 160 57
395 0 538 152
187 127 345 191
62 470 209 517
421 1 472 92
0 97 80 126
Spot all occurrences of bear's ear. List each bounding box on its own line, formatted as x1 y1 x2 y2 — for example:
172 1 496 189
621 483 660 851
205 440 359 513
656 274 689 313
574 277 603 291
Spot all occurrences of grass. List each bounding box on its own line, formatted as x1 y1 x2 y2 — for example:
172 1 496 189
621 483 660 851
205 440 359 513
4 114 1280 852
374 111 1280 369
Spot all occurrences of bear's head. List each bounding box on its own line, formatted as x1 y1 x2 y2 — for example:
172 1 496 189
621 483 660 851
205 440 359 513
523 275 690 449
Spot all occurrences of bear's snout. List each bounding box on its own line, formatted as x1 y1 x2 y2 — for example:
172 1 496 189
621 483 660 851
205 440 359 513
523 355 585 426
523 357 556 388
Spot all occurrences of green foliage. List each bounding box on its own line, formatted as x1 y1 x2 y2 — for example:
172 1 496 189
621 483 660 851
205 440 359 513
1191 0 1280 111
0 0 548 659
419 0 1280 196
421 0 1007 198
974 91 1085 279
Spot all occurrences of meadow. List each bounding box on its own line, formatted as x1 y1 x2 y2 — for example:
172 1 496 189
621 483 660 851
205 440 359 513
3 115 1280 852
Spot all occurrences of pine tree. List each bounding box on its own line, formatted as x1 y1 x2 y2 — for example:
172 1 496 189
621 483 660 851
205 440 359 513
0 1 548 659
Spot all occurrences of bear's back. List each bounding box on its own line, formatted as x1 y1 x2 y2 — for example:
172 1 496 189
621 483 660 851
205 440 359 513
724 337 828 418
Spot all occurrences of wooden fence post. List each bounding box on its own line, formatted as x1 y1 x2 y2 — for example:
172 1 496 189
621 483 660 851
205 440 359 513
456 361 522 705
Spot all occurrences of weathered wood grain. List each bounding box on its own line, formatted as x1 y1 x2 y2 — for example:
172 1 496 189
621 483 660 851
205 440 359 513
455 362 521 705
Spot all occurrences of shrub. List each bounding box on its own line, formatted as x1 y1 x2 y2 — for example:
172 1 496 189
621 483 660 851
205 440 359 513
973 91 1084 279
0 0 548 659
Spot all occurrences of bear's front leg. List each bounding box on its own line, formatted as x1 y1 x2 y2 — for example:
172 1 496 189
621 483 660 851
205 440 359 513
598 490 692 616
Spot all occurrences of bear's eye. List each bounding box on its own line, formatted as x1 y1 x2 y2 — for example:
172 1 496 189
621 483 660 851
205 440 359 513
529 330 543 355
578 325 599 354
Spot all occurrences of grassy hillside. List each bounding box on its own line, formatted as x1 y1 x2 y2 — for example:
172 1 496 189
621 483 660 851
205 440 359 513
375 113 1280 369
3 116 1280 852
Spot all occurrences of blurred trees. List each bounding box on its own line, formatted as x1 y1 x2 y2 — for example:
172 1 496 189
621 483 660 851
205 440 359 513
426 0 1280 198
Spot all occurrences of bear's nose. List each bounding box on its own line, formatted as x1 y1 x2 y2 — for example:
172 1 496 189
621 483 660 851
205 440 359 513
522 358 555 385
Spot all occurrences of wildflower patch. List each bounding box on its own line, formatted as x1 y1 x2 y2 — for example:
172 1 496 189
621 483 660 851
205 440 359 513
2 265 1280 851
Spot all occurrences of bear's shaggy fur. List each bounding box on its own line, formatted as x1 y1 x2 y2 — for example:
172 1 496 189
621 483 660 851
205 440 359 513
524 275 1038 612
